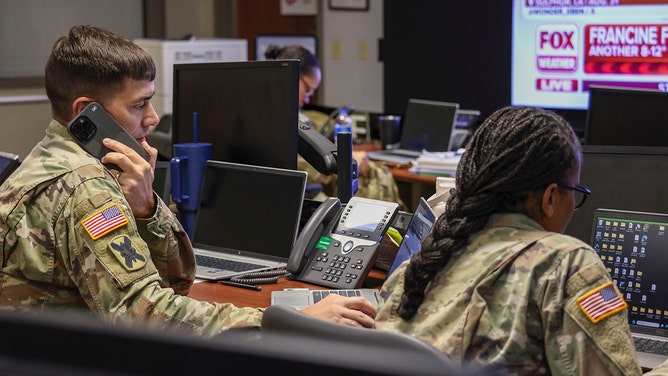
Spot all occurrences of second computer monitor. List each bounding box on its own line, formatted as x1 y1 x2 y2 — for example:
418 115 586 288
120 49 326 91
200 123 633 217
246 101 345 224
172 60 300 170
584 85 668 147
564 145 668 243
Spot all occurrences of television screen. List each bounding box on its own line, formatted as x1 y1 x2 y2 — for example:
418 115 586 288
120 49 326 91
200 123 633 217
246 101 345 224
172 60 299 170
511 0 668 111
585 85 668 146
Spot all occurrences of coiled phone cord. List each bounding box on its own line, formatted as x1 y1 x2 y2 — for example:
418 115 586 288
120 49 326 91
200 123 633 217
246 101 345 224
229 268 289 285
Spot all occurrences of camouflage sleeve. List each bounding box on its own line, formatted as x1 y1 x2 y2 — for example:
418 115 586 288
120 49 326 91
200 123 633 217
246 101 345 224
355 161 402 204
542 248 643 375
135 194 195 295
64 177 263 334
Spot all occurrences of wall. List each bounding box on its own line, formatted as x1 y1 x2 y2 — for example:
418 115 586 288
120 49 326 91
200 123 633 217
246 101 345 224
319 1 384 113
383 2 512 120
164 0 216 38
0 90 51 159
0 0 144 159
0 0 384 159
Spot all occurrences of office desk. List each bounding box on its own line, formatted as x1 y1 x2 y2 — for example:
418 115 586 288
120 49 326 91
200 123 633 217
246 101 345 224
189 269 387 307
387 166 437 212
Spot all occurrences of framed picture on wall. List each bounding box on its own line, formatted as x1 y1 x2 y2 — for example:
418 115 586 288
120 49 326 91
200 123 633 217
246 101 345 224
328 0 369 11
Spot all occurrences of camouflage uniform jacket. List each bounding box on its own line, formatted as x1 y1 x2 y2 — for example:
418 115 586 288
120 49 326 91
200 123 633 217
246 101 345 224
375 212 662 375
0 120 263 336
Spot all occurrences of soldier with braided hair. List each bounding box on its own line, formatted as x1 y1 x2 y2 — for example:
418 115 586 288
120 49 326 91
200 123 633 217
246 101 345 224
375 106 668 375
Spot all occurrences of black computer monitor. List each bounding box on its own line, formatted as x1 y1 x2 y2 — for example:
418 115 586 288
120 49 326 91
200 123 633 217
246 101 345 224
172 60 300 170
564 145 668 244
584 86 668 147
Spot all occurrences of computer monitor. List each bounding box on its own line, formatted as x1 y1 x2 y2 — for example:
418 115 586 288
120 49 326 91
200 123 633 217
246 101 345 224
172 60 299 170
564 145 668 243
152 161 171 203
584 86 668 147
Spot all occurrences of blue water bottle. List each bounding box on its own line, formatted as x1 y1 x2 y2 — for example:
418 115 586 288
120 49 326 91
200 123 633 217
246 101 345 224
333 108 353 146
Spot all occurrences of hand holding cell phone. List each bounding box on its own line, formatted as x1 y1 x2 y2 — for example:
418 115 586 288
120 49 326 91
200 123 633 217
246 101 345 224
67 102 150 171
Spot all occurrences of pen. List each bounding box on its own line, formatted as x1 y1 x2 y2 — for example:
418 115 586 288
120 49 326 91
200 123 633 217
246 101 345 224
219 280 262 291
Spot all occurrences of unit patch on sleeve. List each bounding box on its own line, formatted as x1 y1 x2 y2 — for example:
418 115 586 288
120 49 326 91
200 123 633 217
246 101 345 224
109 235 147 271
577 281 627 323
81 203 128 240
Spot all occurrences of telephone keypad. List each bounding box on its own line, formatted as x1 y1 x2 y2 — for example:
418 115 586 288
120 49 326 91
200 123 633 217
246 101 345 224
310 241 375 288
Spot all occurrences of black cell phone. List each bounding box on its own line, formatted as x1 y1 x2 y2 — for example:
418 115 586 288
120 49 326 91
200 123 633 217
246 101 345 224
67 102 150 171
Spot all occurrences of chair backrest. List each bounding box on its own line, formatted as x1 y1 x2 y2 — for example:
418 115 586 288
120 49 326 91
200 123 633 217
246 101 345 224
255 304 496 376
0 151 20 186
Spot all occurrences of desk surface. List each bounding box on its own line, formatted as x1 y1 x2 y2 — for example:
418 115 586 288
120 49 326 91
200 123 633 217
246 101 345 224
388 166 437 185
189 268 387 307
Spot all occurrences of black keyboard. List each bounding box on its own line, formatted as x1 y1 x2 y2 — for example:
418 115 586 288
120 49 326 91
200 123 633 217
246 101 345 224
195 254 264 272
634 336 668 356
311 289 363 304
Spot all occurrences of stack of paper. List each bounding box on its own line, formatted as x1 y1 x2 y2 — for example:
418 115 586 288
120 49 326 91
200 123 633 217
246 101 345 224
409 150 462 177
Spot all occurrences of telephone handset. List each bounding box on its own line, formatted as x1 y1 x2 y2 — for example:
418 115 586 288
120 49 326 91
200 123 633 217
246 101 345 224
287 196 399 289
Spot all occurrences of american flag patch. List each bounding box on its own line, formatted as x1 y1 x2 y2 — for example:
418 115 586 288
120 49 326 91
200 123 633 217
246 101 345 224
577 282 627 323
81 203 128 240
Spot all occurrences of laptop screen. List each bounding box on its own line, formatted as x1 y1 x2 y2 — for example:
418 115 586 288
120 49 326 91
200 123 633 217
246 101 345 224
152 161 171 204
192 161 307 261
399 99 459 152
591 208 668 336
387 197 437 277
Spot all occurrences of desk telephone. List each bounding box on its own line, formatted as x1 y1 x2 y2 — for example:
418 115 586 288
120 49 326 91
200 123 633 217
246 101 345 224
287 196 399 289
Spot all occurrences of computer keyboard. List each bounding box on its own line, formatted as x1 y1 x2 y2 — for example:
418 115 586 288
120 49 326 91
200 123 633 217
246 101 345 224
634 336 668 356
311 289 365 304
195 254 265 272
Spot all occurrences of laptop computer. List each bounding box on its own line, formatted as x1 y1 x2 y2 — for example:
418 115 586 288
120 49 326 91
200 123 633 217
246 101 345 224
271 288 381 309
386 197 438 278
367 99 459 165
152 161 171 204
192 160 308 280
590 208 668 369
450 109 481 151
0 151 20 186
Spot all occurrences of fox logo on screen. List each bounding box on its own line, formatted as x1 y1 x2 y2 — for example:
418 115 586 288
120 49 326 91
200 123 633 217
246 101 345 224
536 24 578 52
536 24 579 73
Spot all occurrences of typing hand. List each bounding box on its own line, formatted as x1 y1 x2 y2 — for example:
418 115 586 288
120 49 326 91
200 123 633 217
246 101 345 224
302 293 376 328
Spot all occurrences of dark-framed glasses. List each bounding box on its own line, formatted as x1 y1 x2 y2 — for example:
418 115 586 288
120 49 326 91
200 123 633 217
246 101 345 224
300 76 315 97
557 183 591 209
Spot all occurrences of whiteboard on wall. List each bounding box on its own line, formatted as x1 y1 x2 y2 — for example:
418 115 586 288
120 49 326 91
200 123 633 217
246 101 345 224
0 0 143 78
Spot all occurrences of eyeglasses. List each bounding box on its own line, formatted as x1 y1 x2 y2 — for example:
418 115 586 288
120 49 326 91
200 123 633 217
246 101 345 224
557 183 591 209
300 77 315 97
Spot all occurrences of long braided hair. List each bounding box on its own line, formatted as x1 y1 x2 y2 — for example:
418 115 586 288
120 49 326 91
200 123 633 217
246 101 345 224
396 106 581 320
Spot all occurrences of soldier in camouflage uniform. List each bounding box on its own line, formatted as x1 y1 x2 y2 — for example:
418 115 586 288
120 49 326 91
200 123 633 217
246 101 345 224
265 44 404 208
375 106 668 374
0 25 375 336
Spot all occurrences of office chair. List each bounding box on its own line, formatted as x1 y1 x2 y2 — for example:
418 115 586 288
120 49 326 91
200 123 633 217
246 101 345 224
0 151 20 186
231 304 498 376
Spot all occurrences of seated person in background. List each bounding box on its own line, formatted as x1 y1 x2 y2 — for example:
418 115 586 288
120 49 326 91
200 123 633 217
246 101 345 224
375 105 668 374
264 44 403 208
0 25 376 336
